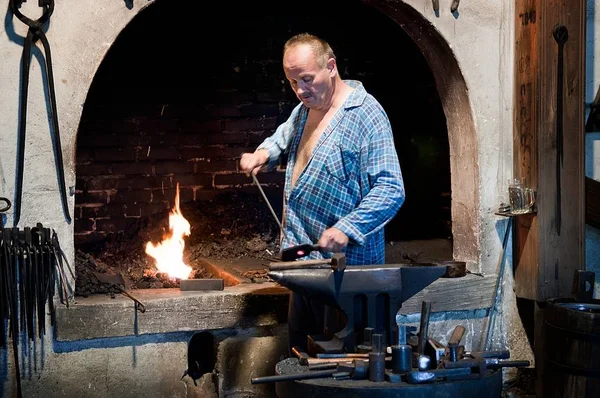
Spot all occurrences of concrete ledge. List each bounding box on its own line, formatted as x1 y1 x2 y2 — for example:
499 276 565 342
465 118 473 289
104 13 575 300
55 283 289 341
55 274 496 342
399 274 496 314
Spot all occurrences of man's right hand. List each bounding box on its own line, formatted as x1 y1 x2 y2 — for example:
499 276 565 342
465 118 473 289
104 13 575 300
240 149 269 176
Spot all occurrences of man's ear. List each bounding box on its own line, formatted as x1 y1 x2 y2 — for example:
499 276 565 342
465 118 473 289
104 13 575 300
327 58 337 77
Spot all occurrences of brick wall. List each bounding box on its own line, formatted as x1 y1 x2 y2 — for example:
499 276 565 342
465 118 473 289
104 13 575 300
75 86 294 246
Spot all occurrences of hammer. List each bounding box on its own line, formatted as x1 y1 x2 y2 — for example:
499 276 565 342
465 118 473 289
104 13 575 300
269 253 346 272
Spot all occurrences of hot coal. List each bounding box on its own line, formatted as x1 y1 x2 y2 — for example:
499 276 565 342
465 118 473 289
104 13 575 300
75 191 281 296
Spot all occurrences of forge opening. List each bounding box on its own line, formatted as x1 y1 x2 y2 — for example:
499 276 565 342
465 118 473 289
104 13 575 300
74 0 466 295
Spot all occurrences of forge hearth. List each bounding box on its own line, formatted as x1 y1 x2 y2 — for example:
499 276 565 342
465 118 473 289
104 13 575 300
74 192 280 296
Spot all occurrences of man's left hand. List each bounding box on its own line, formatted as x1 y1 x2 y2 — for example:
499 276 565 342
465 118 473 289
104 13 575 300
318 228 349 253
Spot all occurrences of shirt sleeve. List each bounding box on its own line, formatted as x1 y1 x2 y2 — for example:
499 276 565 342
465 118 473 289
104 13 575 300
256 103 304 171
332 107 405 245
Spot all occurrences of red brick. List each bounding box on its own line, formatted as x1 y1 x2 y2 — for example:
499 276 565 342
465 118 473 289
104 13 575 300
111 163 153 176
214 173 252 187
178 120 223 134
193 159 238 173
75 218 95 232
206 132 247 145
139 147 179 161
248 130 275 144
181 146 224 160
110 189 152 204
176 173 213 188
240 104 280 118
85 177 122 191
76 149 94 164
81 205 108 219
154 161 194 175
205 106 242 118
95 218 128 233
177 134 208 146
78 191 110 204
75 164 112 176
220 146 256 158
136 117 179 133
94 148 137 162
224 119 264 131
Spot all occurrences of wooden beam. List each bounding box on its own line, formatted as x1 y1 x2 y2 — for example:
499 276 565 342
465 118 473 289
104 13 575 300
513 0 586 301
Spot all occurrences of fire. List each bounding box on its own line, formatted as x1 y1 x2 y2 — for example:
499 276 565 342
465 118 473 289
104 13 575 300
145 183 192 280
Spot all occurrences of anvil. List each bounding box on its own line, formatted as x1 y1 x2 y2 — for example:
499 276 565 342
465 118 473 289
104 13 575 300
267 263 446 354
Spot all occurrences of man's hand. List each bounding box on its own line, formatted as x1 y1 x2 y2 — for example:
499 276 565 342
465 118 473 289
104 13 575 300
240 149 269 176
318 227 349 253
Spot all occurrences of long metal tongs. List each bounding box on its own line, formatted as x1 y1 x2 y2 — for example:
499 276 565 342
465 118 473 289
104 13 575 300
10 0 71 225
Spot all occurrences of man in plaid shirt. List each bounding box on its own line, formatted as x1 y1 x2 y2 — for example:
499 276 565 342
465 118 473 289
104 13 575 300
240 33 405 352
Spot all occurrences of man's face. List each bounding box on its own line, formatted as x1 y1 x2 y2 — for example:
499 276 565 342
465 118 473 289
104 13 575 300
283 44 334 110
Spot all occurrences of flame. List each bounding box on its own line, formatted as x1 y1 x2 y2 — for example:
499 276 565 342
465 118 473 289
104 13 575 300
145 183 192 280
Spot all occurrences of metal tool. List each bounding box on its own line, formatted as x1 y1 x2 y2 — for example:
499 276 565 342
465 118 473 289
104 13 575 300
251 173 282 231
368 334 386 382
269 253 346 272
417 301 432 355
10 0 71 225
481 216 512 351
406 367 471 384
251 360 368 384
267 264 446 354
281 243 322 261
92 272 146 313
553 25 568 235
451 0 460 13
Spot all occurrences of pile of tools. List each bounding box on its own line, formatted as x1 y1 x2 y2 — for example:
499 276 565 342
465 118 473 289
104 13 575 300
0 223 73 397
252 300 529 386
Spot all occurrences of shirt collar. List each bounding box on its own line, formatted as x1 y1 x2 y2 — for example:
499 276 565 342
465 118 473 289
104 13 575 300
343 80 367 109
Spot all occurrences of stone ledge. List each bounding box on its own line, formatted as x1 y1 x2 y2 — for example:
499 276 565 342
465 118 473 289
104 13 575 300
55 283 289 341
55 274 496 342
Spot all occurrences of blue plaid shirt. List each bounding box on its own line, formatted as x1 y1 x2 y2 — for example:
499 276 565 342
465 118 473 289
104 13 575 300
258 80 405 265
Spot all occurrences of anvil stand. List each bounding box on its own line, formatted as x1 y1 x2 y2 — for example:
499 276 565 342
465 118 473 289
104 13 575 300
267 263 447 355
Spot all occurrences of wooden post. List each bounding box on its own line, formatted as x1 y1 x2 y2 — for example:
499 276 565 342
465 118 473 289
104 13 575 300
513 0 585 301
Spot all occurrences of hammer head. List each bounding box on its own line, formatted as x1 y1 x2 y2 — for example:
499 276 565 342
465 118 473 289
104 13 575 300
331 253 346 272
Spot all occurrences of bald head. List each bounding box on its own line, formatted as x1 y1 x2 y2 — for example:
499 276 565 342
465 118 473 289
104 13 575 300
284 33 336 69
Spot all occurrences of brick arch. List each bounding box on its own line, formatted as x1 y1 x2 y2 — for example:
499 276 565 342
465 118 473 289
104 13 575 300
364 0 480 265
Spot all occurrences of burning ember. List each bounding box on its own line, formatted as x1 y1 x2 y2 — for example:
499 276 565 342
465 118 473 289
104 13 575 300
145 183 193 280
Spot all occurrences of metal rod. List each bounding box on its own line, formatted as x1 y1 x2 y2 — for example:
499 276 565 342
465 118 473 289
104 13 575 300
251 174 282 231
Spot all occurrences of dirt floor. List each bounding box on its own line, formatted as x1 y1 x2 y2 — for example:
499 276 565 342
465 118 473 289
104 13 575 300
75 191 454 296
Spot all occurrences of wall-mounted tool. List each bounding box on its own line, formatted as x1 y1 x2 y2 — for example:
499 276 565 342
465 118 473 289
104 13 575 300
553 25 569 235
10 0 71 225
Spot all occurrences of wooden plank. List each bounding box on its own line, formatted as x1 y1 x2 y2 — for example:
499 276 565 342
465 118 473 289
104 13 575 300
537 0 585 300
586 177 600 229
513 0 585 301
514 0 541 299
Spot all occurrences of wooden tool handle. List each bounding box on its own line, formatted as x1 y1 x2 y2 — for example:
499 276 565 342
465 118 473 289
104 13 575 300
269 259 332 270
